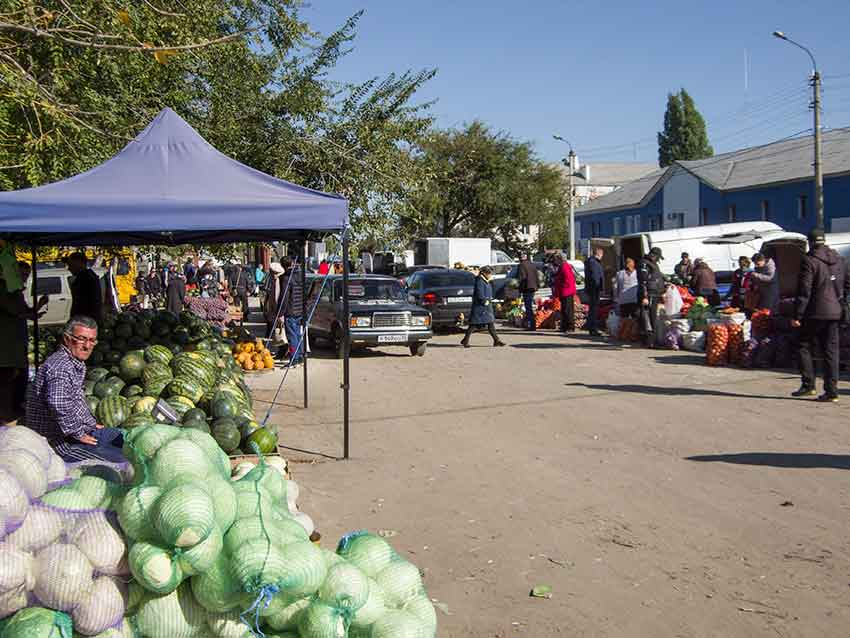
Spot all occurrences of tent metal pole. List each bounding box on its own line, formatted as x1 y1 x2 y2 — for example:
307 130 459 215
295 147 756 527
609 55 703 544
301 240 308 409
341 230 350 459
31 246 40 372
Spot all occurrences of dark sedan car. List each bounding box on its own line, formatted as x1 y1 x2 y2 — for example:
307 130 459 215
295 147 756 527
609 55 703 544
405 268 476 329
308 275 432 357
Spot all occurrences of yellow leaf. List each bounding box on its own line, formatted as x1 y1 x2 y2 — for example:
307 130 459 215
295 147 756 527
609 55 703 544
117 10 130 26
153 49 177 64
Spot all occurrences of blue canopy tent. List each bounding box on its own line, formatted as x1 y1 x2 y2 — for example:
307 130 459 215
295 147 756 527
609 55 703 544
0 108 353 457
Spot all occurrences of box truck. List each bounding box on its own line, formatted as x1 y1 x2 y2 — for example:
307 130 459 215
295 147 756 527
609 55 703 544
412 238 492 268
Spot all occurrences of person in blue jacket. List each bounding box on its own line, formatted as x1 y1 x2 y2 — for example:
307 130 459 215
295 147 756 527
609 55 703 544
584 247 605 336
461 266 506 348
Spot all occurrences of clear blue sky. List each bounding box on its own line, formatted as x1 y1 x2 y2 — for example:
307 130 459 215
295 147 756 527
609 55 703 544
305 0 850 166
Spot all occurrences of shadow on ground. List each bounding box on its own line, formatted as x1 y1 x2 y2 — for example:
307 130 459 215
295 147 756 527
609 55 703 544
565 382 795 401
686 452 850 470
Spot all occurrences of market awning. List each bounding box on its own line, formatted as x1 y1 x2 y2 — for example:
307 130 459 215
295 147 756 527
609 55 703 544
0 108 348 246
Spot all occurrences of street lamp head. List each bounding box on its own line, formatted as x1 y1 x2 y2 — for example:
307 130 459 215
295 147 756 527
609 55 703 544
772 30 787 40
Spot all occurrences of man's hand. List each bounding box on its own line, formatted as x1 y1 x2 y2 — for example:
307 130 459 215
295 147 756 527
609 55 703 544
95 423 104 429
790 319 801 328
37 294 49 309
77 433 98 445
642 298 649 306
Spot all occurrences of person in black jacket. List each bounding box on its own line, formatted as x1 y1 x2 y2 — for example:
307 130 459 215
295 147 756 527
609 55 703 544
227 262 254 325
144 268 163 308
637 247 665 347
66 252 102 322
791 228 850 402
517 254 539 330
165 263 186 315
584 247 605 336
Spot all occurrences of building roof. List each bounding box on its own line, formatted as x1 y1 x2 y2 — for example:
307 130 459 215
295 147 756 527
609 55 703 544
679 127 850 191
556 161 658 187
575 167 667 214
575 127 850 216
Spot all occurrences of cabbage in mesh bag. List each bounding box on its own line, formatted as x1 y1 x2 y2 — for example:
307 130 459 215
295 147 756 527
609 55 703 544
0 607 73 638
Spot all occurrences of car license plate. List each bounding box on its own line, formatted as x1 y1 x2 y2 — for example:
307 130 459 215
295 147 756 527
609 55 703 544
378 334 407 343
448 297 472 303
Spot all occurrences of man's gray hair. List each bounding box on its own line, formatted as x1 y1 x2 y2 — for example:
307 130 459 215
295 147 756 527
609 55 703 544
64 315 98 335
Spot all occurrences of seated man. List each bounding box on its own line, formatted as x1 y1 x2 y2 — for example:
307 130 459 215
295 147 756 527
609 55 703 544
25 315 126 463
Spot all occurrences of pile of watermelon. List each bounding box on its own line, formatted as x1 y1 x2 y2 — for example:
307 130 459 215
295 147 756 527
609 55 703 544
83 309 277 456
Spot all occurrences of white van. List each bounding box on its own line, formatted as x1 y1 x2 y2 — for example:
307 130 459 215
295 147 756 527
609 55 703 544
614 222 783 276
703 229 808 299
24 266 108 326
825 233 850 262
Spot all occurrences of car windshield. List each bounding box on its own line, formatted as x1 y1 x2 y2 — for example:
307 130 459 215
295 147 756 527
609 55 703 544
336 279 405 301
422 272 475 287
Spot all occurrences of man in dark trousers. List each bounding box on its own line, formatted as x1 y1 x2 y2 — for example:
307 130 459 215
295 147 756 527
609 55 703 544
165 262 186 316
65 252 102 322
637 247 665 348
584 247 604 336
791 228 850 402
517 254 539 330
279 258 304 364
227 262 254 325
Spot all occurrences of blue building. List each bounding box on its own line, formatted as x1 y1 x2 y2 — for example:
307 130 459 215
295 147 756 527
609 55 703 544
575 128 850 239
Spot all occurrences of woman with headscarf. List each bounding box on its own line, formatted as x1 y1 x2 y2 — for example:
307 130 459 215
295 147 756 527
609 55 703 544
461 266 505 348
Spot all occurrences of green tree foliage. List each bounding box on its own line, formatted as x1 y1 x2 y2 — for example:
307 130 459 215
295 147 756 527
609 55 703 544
657 88 713 167
0 3 435 247
402 121 567 254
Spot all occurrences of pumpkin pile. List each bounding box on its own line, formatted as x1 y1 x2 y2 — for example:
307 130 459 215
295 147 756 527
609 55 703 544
232 338 276 371
706 323 730 366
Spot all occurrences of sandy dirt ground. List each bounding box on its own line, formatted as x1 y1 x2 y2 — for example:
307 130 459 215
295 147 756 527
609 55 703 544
245 326 850 638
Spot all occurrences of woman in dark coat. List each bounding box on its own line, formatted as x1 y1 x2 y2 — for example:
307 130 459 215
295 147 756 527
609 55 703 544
165 263 186 315
461 266 505 348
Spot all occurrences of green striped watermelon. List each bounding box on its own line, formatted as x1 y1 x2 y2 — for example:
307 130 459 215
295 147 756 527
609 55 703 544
144 379 169 398
246 427 277 454
97 395 130 427
211 393 240 419
94 377 125 399
85 395 100 416
144 344 173 366
167 377 204 403
124 413 155 429
86 367 110 382
141 362 173 387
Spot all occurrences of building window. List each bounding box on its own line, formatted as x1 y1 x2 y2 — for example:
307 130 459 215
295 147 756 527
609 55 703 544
701 208 708 225
520 225 530 235
760 200 770 221
798 195 808 220
728 204 736 222
613 218 621 235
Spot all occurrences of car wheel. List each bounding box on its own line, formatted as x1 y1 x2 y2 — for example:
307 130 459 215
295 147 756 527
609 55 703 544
409 342 427 357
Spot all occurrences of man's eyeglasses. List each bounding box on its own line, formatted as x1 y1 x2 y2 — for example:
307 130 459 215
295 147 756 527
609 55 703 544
67 334 98 346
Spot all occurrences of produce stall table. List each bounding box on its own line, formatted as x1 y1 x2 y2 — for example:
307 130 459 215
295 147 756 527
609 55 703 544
0 107 355 458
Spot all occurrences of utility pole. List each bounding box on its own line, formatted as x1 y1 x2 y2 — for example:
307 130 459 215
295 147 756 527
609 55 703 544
553 135 577 259
812 70 824 228
568 150 576 260
773 31 824 229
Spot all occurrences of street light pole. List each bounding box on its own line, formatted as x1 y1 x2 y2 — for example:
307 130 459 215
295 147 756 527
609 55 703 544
773 31 824 229
553 135 577 259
